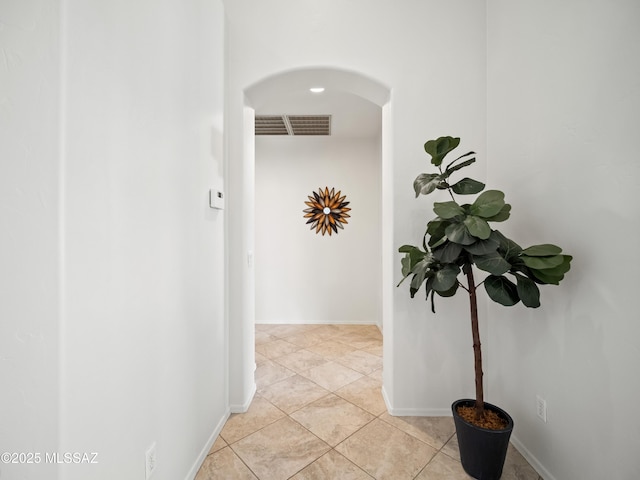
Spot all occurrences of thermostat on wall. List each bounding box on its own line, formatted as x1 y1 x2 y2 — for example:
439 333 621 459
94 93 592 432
209 188 225 210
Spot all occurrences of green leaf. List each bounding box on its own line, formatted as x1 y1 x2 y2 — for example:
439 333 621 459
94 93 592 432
398 245 426 268
426 219 449 247
522 244 563 256
485 203 511 222
514 273 541 308
398 246 428 281
398 244 423 254
400 255 412 278
522 254 564 270
414 173 444 197
509 264 540 282
436 282 459 297
410 259 432 292
542 255 572 275
530 255 572 284
474 251 511 275
493 230 522 261
445 150 475 170
444 158 476 177
424 136 460 167
432 242 463 263
425 277 436 312
424 276 433 297
484 275 520 306
530 271 562 285
463 236 500 256
445 222 476 245
470 190 506 218
463 215 491 240
434 201 464 219
450 177 485 195
432 264 460 292
429 235 448 249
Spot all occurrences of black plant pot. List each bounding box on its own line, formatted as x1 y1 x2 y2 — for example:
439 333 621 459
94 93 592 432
452 399 514 480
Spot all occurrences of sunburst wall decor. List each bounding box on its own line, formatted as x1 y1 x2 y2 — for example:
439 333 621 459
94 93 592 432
303 187 351 236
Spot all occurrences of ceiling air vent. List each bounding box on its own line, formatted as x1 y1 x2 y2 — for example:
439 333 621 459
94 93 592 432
255 115 331 136
255 115 288 135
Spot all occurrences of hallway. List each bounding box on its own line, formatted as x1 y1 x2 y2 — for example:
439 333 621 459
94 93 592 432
196 324 541 479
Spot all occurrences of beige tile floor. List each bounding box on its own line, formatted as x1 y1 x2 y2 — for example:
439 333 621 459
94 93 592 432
196 324 542 480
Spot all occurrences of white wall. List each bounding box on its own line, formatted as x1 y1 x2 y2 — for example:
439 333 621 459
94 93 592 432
227 1 640 477
0 2 61 479
60 1 228 479
224 0 487 414
255 136 382 326
1 1 228 479
8 1 634 478
486 1 640 479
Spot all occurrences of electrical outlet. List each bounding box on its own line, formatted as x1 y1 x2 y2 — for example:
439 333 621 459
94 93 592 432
145 442 157 479
536 395 547 423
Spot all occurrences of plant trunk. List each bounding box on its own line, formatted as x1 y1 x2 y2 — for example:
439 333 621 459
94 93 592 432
464 263 484 420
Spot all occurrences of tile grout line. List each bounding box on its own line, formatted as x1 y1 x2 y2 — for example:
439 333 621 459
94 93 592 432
224 444 262 480
410 431 458 479
255 327 386 478
207 325 467 480
201 324 540 479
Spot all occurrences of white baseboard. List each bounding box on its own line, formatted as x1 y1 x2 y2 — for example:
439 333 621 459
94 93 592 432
381 384 392 413
389 406 452 417
255 319 379 325
510 434 555 480
185 408 230 480
229 382 256 413
381 386 451 417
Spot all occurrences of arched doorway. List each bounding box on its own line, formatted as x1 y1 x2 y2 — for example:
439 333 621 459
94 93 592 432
228 67 394 412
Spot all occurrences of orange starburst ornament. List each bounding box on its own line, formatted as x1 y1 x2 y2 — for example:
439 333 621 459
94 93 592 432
303 187 351 236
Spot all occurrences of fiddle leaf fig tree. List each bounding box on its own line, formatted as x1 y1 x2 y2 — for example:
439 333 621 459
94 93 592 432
398 136 572 421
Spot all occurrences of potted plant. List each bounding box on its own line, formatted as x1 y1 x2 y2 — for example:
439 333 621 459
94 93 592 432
398 136 572 479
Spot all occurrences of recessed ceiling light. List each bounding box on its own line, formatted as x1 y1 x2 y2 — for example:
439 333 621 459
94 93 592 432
309 87 325 93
